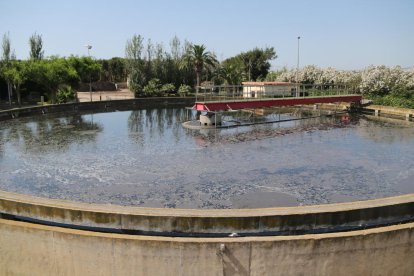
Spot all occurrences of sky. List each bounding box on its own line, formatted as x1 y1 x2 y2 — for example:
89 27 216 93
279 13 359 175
0 0 413 70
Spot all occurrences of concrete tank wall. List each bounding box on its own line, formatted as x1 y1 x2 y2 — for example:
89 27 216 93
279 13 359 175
1 218 413 276
0 97 196 121
1 102 414 274
1 191 414 236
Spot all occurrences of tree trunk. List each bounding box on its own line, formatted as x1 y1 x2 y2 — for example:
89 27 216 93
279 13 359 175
7 82 12 106
196 72 200 93
48 88 57 104
16 84 21 107
195 66 202 93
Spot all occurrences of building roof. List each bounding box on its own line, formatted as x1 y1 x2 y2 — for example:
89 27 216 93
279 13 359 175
242 81 293 86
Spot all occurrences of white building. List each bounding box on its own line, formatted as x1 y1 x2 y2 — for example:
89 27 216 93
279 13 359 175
242 82 295 98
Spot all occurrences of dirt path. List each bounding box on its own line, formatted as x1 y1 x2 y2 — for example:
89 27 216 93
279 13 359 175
77 89 134 102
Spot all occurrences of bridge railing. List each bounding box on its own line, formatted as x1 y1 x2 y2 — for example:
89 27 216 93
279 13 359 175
195 83 360 103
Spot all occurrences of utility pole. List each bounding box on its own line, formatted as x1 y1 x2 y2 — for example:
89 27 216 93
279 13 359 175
296 36 300 97
85 44 92 102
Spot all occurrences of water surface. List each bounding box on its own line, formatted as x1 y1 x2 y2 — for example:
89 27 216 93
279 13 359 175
0 108 413 209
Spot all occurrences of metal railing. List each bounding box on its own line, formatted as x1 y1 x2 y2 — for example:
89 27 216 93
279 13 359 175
195 83 360 103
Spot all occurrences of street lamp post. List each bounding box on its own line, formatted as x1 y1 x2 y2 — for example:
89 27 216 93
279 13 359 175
85 44 92 102
296 36 300 97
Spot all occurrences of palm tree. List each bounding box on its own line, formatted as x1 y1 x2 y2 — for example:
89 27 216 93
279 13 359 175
181 44 217 92
217 63 246 85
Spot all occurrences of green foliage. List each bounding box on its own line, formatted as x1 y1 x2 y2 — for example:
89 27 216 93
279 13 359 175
372 93 414 109
142 78 162 97
181 44 218 90
265 67 288 81
161 83 176 95
29 32 44 60
125 34 144 73
56 85 76 104
1 32 11 62
216 63 246 85
178 84 192 97
1 56 103 104
140 79 175 97
223 47 277 81
67 56 101 83
104 57 127 82
30 57 79 103
124 35 199 96
129 68 147 96
1 60 30 105
3 60 30 85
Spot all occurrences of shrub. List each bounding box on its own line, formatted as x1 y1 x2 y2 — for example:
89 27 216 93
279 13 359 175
56 85 76 103
161 83 176 95
142 79 162 97
178 84 192 97
129 69 146 97
373 93 414 109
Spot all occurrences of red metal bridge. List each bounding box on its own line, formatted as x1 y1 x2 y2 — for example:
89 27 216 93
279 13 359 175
193 84 362 112
195 95 362 111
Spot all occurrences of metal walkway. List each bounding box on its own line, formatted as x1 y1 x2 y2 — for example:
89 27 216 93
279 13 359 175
194 95 362 111
193 84 362 111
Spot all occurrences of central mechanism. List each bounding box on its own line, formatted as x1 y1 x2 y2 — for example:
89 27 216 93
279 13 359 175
199 112 222 126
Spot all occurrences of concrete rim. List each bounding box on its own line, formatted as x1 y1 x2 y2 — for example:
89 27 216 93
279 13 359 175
1 190 414 217
2 217 414 242
1 189 414 236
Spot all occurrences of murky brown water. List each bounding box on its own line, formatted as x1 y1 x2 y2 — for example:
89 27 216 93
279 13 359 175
0 108 413 209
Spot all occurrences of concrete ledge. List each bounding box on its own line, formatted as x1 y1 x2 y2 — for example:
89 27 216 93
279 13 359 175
0 97 196 121
1 218 413 275
1 190 413 236
364 104 414 121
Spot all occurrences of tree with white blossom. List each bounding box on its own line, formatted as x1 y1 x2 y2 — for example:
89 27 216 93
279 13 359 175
267 64 414 107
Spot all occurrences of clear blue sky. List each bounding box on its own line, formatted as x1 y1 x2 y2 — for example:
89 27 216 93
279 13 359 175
1 0 413 70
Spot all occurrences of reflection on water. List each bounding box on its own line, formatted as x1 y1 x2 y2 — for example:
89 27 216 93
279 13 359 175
0 108 413 209
357 115 414 144
0 114 101 154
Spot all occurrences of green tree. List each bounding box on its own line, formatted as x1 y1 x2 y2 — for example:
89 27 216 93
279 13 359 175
129 69 147 96
181 44 217 92
223 47 277 81
67 56 101 84
168 36 193 88
1 33 11 62
216 63 246 85
31 57 79 103
29 32 44 60
2 60 30 106
265 67 288 81
125 35 147 93
180 40 196 87
125 34 144 72
98 59 110 81
1 32 14 105
170 35 181 61
107 57 126 82
145 38 154 81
